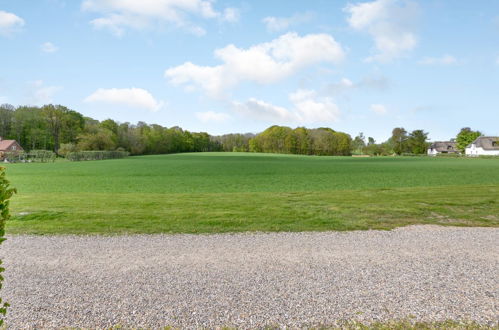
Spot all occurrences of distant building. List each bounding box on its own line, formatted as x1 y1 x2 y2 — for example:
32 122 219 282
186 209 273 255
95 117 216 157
465 136 499 156
0 138 24 160
427 141 458 156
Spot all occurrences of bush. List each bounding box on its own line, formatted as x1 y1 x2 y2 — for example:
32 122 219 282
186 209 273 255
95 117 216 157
58 143 77 157
66 150 129 161
0 167 16 326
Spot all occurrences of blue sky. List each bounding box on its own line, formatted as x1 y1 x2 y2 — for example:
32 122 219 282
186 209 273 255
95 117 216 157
0 0 498 142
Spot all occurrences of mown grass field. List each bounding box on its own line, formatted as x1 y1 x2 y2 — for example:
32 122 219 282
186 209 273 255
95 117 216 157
4 152 499 234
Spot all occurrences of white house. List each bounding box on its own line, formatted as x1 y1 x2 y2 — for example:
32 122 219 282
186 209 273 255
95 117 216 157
465 136 499 156
428 141 458 156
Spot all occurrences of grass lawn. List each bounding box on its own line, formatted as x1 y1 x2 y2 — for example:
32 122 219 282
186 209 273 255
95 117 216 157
4 152 499 234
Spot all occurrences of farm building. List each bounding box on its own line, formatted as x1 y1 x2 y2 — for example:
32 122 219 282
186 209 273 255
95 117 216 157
465 136 499 156
427 141 458 156
0 138 24 160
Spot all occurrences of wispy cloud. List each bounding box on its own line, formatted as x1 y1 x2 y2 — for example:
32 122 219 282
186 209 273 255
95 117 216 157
84 87 164 112
233 89 340 124
195 111 231 123
326 75 390 95
28 80 62 105
370 104 387 115
262 12 314 32
41 42 59 53
418 55 458 65
344 0 419 62
0 10 25 36
81 0 238 37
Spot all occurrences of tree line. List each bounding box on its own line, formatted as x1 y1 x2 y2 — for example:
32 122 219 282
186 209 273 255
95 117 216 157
0 104 222 156
0 103 483 157
350 127 483 156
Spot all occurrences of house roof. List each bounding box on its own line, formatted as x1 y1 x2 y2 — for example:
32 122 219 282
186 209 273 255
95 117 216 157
0 140 18 151
429 141 457 152
468 136 499 150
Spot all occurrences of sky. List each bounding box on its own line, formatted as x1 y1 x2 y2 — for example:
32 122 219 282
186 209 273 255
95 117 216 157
0 0 498 142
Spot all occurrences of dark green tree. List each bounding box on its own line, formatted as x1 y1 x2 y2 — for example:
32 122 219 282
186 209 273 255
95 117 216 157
352 133 366 154
408 130 429 154
390 127 409 155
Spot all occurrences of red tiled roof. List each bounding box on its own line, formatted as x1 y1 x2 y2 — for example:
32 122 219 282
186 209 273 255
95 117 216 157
0 140 17 151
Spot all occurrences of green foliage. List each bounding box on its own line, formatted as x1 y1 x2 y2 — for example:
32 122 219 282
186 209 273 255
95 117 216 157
58 143 77 157
0 167 16 326
211 133 253 152
352 133 366 154
4 154 499 234
249 126 352 156
77 128 117 151
456 127 482 153
0 104 222 156
2 151 26 163
27 150 56 163
407 130 429 154
390 127 409 155
66 150 129 161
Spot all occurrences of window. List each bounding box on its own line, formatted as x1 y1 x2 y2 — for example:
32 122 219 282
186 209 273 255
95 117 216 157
12 146 16 151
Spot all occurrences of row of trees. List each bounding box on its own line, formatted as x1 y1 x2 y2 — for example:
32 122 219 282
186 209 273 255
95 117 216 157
249 126 353 155
351 128 430 156
1 103 485 158
0 104 222 155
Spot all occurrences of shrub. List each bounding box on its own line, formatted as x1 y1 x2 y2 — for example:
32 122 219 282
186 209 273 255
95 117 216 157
66 150 129 161
58 143 77 157
0 167 16 326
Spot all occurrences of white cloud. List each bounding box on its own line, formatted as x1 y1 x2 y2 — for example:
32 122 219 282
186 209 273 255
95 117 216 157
41 42 59 53
81 0 235 36
233 98 295 122
0 10 25 36
29 80 62 105
370 103 387 115
233 89 340 124
195 111 231 123
165 32 345 97
344 0 419 62
222 8 240 23
84 88 164 112
262 12 313 32
418 55 458 65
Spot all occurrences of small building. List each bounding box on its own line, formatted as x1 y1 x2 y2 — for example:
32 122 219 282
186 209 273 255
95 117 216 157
465 136 499 156
0 138 24 160
427 141 458 156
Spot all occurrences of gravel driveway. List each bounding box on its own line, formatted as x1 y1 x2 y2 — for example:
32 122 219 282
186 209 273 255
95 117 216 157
1 225 498 328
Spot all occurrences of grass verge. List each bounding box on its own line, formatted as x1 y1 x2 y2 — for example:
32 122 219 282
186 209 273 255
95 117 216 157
7 185 498 235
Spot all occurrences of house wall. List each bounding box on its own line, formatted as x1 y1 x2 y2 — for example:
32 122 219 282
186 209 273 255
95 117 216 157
427 148 439 156
466 144 499 156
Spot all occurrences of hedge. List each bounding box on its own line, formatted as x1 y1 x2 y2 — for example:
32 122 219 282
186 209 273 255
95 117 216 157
66 150 129 161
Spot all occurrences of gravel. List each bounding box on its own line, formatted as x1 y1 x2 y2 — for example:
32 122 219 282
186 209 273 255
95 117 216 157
1 225 498 328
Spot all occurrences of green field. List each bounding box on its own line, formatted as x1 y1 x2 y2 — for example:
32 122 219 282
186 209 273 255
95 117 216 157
4 153 499 234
